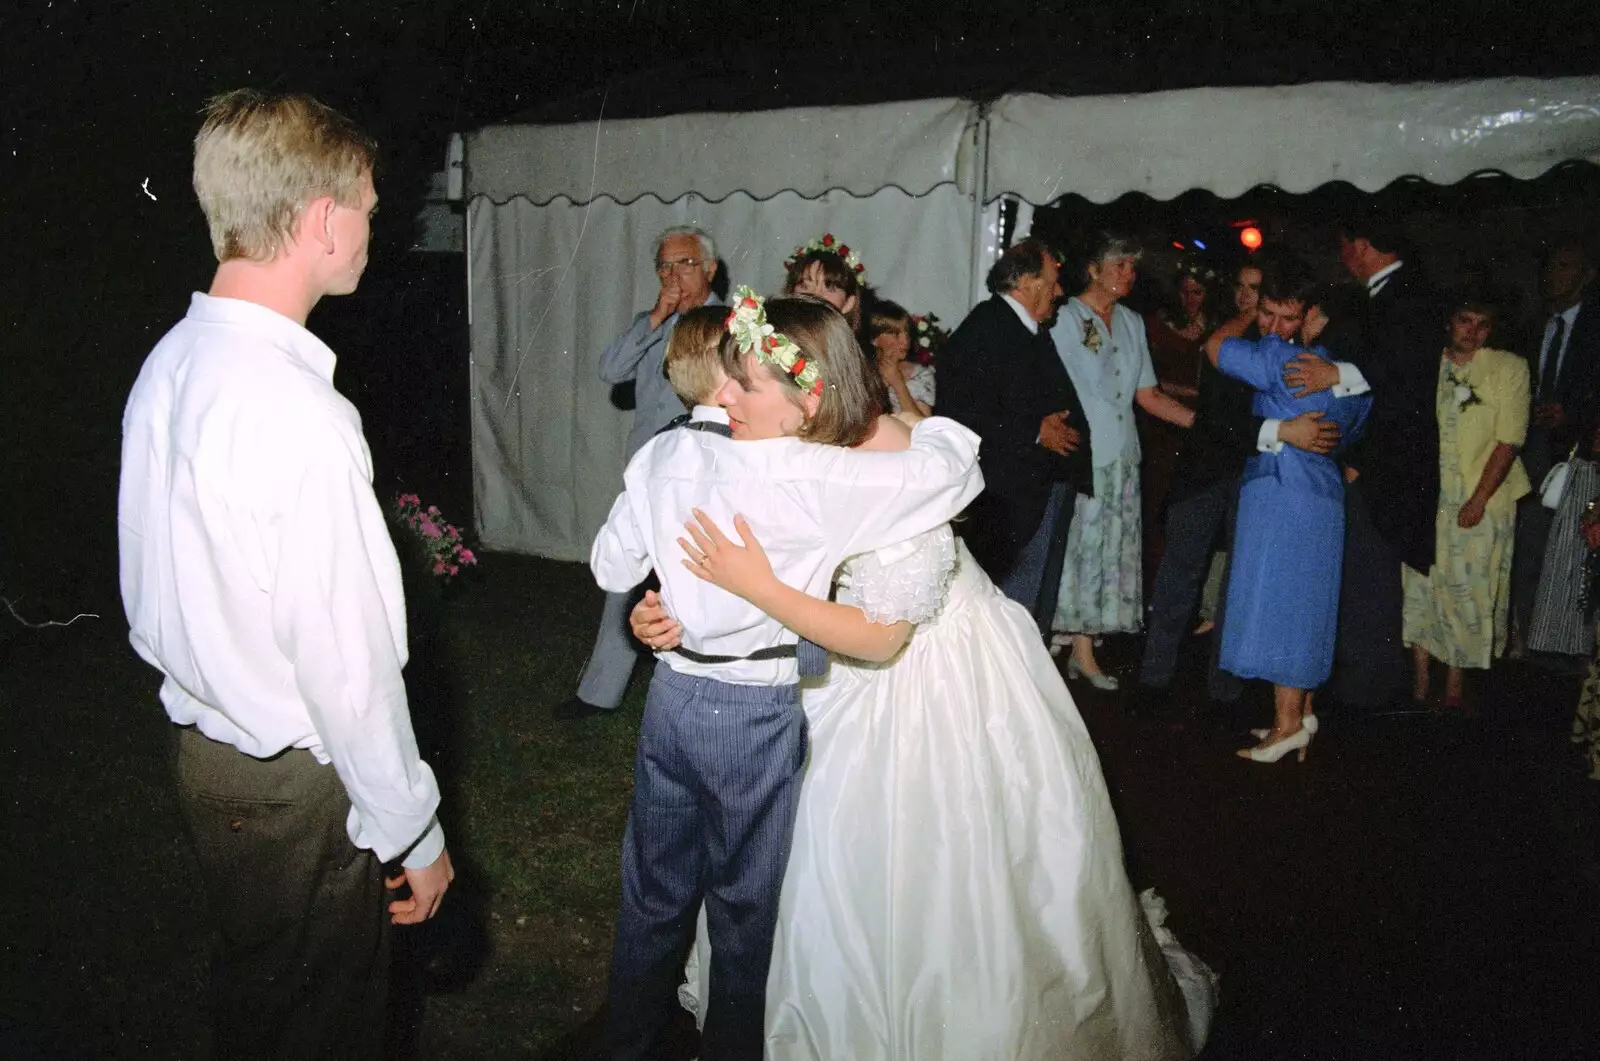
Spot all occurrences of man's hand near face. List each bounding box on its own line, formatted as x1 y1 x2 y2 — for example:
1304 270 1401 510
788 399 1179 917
650 272 683 330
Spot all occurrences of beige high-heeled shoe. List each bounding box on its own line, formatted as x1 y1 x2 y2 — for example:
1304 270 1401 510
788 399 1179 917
1237 723 1312 763
1251 714 1317 741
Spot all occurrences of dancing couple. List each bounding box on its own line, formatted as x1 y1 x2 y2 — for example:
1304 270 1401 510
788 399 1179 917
591 282 1215 1059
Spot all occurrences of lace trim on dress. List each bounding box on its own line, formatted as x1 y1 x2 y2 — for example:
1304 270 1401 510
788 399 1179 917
843 526 957 626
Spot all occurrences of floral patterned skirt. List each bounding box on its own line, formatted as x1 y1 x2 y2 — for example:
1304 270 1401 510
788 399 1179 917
1573 627 1600 781
1401 500 1516 670
1054 455 1143 635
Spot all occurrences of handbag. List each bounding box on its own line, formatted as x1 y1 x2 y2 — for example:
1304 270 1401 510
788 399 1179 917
1541 444 1580 510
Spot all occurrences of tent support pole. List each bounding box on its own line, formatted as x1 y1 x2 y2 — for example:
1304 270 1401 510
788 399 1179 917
968 101 992 310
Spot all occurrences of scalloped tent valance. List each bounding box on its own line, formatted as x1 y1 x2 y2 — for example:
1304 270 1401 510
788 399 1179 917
464 97 976 205
985 77 1600 204
465 78 1600 207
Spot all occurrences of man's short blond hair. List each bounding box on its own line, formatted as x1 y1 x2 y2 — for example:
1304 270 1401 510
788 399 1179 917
664 305 729 407
193 90 377 263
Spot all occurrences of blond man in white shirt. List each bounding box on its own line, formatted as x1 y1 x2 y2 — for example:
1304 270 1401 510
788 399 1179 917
117 90 450 1058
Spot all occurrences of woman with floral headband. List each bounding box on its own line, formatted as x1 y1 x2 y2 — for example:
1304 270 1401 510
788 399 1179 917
636 294 1216 1059
783 232 867 330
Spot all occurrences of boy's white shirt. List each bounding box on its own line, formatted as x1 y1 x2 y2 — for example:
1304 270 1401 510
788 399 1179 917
591 415 983 685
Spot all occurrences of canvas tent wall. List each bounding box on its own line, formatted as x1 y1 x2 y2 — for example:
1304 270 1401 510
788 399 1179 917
465 76 1600 561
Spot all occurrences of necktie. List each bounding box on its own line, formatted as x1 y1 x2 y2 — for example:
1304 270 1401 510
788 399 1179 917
1539 315 1565 400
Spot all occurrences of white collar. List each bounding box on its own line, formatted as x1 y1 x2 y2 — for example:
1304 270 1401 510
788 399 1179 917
187 292 338 381
1000 293 1040 335
1550 302 1582 326
1366 259 1404 295
690 404 730 424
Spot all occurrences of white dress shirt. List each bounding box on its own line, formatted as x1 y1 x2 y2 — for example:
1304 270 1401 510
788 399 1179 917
119 293 443 868
591 417 984 685
1001 293 1040 335
1537 302 1582 393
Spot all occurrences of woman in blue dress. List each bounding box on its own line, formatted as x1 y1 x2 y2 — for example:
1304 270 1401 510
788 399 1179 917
1205 261 1372 763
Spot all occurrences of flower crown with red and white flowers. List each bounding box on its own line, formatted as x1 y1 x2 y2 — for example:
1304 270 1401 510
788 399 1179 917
784 233 868 287
909 312 948 365
725 285 824 396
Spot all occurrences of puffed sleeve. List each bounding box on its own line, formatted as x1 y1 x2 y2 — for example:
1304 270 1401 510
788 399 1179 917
842 526 958 626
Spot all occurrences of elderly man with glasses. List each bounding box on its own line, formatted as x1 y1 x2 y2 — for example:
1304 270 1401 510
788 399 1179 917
556 226 723 720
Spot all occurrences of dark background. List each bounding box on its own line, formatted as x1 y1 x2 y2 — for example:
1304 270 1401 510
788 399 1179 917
4 2 1599 601
3 4 1600 1056
2 4 1600 1055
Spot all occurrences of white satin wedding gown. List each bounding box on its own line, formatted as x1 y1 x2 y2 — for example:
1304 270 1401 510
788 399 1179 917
682 526 1216 1060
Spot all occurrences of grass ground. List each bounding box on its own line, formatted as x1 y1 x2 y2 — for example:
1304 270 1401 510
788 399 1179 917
6 540 1600 1059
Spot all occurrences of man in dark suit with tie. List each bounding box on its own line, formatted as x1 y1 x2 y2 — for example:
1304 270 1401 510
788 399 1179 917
1512 236 1599 649
1284 210 1445 708
939 238 1093 637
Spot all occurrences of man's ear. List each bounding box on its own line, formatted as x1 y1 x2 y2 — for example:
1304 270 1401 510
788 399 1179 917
302 196 338 253
704 258 719 283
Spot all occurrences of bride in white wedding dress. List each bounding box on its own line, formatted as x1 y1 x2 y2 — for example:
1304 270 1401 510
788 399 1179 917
647 511 1217 1060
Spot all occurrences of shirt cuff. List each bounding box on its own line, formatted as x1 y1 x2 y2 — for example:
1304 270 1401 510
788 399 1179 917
1331 361 1370 398
1257 418 1284 454
399 817 446 869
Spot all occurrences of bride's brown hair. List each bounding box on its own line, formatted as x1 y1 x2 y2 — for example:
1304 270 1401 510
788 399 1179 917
718 296 884 448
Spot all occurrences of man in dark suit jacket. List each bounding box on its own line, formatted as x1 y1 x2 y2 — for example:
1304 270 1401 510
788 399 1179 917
939 239 1092 637
1284 211 1445 708
1513 237 1599 645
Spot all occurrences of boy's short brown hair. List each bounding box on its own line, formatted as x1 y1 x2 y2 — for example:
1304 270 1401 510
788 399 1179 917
663 305 730 407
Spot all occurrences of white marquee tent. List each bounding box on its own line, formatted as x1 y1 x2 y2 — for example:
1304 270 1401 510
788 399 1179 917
463 77 1600 561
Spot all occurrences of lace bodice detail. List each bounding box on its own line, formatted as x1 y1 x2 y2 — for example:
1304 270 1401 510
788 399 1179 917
837 525 957 626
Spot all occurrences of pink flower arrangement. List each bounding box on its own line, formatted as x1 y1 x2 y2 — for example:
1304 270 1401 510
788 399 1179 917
394 493 478 580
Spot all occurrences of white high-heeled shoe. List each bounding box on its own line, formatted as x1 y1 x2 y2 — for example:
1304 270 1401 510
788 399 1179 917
1251 714 1317 741
1067 656 1119 691
1237 723 1312 763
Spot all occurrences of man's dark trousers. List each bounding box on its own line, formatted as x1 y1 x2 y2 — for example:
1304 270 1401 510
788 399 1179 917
604 662 808 1061
1333 479 1408 708
173 725 391 1060
1139 478 1243 701
999 482 1076 638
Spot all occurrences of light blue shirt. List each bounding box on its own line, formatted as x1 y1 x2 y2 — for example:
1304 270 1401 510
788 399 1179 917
1049 298 1157 467
599 293 724 460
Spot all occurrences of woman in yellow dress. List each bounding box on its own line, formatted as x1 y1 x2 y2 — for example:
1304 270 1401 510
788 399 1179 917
1403 294 1531 709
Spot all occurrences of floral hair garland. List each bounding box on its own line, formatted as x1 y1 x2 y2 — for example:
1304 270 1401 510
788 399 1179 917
1175 256 1220 286
784 233 868 287
725 285 824 396
909 312 948 366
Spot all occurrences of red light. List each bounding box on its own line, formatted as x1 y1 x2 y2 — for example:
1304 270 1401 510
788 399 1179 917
1239 227 1263 250
1171 241 1185 250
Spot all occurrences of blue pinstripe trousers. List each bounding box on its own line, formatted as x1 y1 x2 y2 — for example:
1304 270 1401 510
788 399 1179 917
604 661 808 1061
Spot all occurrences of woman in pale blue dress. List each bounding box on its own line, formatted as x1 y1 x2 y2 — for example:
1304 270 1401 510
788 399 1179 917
1049 232 1195 689
1205 268 1372 764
